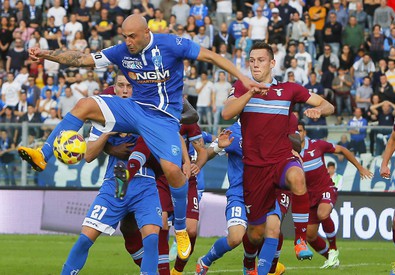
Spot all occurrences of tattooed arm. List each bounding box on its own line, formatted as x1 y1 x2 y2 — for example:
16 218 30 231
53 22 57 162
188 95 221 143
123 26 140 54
28 47 95 67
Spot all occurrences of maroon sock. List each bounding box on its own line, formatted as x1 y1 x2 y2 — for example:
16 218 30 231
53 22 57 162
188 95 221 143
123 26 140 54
321 217 337 250
269 232 283 273
291 193 310 244
127 158 142 182
242 233 258 270
308 236 329 259
174 235 197 272
158 230 170 275
123 230 143 266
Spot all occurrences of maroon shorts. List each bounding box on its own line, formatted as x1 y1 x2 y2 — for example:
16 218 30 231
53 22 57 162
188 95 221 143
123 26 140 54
275 189 292 216
308 185 338 224
156 175 199 220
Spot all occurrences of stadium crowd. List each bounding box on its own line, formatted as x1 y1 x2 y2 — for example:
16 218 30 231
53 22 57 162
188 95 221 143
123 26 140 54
0 1 395 176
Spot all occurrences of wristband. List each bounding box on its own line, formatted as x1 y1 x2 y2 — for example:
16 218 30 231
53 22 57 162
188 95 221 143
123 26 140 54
213 144 223 154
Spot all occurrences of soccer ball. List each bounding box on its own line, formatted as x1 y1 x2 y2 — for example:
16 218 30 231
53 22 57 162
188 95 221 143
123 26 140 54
53 130 87 165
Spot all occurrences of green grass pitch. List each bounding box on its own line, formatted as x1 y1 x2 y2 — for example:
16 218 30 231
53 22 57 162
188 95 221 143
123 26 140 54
0 234 393 274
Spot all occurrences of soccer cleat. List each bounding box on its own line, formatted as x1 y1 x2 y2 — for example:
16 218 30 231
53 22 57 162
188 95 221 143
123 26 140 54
243 267 258 275
294 238 313 260
320 249 340 269
268 262 286 275
175 229 191 260
195 256 209 275
169 239 178 262
114 161 130 199
170 267 183 275
18 146 47 172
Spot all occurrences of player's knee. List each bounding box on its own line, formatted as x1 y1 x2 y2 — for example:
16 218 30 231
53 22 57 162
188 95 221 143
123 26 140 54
71 98 94 119
286 169 306 195
317 211 330 221
227 236 243 248
248 230 264 246
162 162 184 186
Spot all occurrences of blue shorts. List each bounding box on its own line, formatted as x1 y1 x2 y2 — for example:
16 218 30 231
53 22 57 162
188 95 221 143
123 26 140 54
225 196 247 229
91 95 182 166
82 176 162 235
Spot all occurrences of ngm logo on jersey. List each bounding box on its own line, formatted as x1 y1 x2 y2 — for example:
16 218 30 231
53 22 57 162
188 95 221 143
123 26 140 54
128 70 170 83
122 57 143 69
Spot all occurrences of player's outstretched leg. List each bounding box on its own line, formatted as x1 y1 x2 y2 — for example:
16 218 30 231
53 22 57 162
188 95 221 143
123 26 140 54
268 232 286 275
18 98 103 171
321 217 340 268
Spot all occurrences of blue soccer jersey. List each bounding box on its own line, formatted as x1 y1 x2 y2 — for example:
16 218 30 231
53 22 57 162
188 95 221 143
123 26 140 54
92 33 201 120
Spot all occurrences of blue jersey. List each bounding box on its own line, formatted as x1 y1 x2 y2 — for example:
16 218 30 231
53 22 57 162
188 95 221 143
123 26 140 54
93 33 201 120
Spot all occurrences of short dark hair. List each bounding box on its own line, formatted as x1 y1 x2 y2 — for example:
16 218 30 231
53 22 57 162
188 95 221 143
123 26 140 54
250 42 274 60
327 161 336 168
298 120 305 130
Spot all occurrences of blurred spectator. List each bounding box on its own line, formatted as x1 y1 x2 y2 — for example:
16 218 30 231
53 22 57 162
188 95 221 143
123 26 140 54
215 0 232 28
339 44 354 72
167 14 178 34
348 107 368 156
203 16 215 48
386 58 395 89
286 11 308 44
1 0 15 20
44 16 62 50
228 10 250 41
248 7 269 43
332 67 353 120
373 0 395 36
118 0 132 15
287 71 296 82
23 75 40 109
185 64 199 109
235 28 252 60
308 0 326 56
196 71 213 132
13 19 34 45
90 1 102 24
57 86 78 119
374 73 395 102
0 128 16 186
44 59 60 80
14 89 28 119
148 9 168 34
305 71 325 97
337 134 351 148
284 58 308 85
384 28 395 59
175 24 192 40
2 72 20 108
243 9 254 25
303 15 316 61
28 30 49 50
366 24 385 62
68 31 88 51
88 27 104 52
369 100 395 155
6 38 27 74
190 0 208 27
272 43 285 81
323 12 342 56
70 73 88 100
136 0 155 21
82 71 100 96
40 75 58 100
387 46 395 63
103 64 116 86
268 8 286 46
307 116 328 140
38 89 57 120
328 0 348 28
0 17 13 70
159 0 175 23
47 0 66 27
14 66 29 88
55 74 67 98
342 16 364 55
65 13 83 46
321 63 337 104
42 108 61 130
283 41 297 69
372 59 387 87
14 1 24 24
193 25 210 74
213 43 232 75
315 45 339 76
355 76 373 115
350 2 368 32
63 64 79 85
0 106 18 144
233 48 246 71
295 41 312 75
172 0 190 26
95 9 113 48
76 0 91 39
108 0 123 22
212 71 231 135
351 53 375 88
19 103 42 132
213 22 235 54
22 0 42 29
278 0 297 26
185 15 199 38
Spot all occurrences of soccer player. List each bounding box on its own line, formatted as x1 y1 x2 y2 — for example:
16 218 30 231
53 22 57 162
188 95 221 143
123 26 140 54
222 42 334 273
20 14 262 259
61 73 162 275
297 121 372 268
327 161 343 190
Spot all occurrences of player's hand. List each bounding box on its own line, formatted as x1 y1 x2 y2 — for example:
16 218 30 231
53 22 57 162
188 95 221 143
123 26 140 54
182 162 191 179
291 149 303 165
217 129 234 148
241 76 269 96
304 108 322 119
108 143 134 160
359 167 373 179
190 163 200 176
380 165 391 179
28 47 44 62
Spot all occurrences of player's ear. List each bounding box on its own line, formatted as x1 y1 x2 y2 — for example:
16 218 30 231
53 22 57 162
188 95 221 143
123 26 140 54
270 58 276 69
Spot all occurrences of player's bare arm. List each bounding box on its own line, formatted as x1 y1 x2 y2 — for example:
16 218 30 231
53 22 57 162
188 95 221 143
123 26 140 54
334 145 373 179
191 137 208 175
29 46 95 67
304 93 334 118
207 129 234 160
180 134 191 179
380 131 395 179
85 132 117 162
222 87 262 120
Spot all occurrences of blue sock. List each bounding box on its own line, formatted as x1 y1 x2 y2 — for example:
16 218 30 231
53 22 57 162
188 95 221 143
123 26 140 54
202 237 232 267
141 234 159 275
169 181 188 231
257 238 279 275
61 233 94 275
42 113 84 161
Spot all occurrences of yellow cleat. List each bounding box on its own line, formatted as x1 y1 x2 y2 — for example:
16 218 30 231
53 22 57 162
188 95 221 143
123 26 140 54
175 229 191 260
268 262 286 275
170 267 183 275
18 146 47 172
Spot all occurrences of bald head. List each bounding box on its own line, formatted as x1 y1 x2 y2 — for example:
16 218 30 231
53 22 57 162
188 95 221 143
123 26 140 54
122 14 148 30
122 14 151 54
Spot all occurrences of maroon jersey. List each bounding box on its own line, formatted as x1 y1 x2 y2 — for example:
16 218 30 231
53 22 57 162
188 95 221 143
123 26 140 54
288 113 298 135
179 123 202 153
300 138 336 192
232 79 311 166
101 86 116 95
